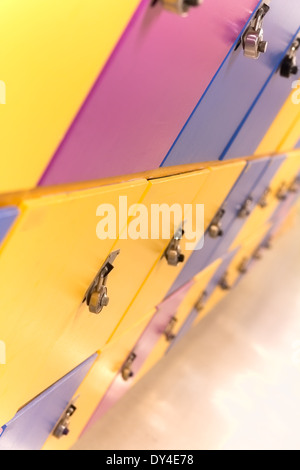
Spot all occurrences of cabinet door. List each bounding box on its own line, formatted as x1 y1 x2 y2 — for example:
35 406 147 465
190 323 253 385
223 33 300 160
256 90 300 155
162 0 300 166
39 0 259 186
0 355 97 450
0 0 141 193
169 158 268 294
0 207 18 245
0 179 148 425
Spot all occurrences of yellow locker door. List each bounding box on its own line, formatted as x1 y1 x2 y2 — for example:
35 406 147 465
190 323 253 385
108 161 246 343
0 0 141 193
0 179 148 425
232 151 300 250
279 112 300 152
42 312 154 451
134 259 223 382
256 89 300 155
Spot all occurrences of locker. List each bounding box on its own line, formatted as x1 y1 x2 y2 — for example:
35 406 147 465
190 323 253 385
255 90 300 155
173 250 239 342
0 179 148 425
108 161 245 342
39 0 259 186
42 315 153 450
162 0 300 167
0 207 19 245
0 355 97 450
223 33 300 160
232 151 300 250
136 259 222 380
168 157 270 295
84 281 194 432
0 0 141 193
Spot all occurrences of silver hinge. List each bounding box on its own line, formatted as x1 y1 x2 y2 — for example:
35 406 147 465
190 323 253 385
165 228 185 266
242 3 270 59
238 197 254 219
53 404 77 439
194 290 208 312
164 316 178 342
280 37 300 78
209 208 225 238
83 250 120 314
158 0 203 17
121 353 137 381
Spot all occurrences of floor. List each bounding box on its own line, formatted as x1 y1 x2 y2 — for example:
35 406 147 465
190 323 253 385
73 213 300 451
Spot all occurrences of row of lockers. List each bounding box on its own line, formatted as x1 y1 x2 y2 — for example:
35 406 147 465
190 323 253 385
1 0 300 193
0 177 298 450
0 148 299 446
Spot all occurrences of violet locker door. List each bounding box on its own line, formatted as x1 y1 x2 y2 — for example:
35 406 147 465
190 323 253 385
162 0 300 167
39 0 260 186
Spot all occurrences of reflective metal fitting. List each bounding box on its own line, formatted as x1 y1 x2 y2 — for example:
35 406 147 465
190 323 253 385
238 258 250 274
209 208 225 238
165 228 185 266
238 197 253 218
280 37 300 78
259 187 271 208
276 183 288 201
83 250 120 314
164 316 178 342
194 291 208 312
53 404 77 439
159 0 203 17
219 273 231 291
242 3 270 59
121 353 137 381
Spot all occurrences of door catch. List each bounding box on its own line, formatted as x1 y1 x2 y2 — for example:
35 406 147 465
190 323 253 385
165 228 185 266
164 316 178 342
209 208 225 238
242 3 270 59
121 353 137 381
280 37 300 78
53 404 77 439
194 290 208 312
238 197 253 218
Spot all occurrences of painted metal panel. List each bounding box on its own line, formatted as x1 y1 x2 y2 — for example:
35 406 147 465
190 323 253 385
0 207 19 245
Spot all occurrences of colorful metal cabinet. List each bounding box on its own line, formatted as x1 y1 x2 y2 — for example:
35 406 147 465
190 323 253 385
0 355 97 450
108 161 245 342
138 259 222 374
0 0 141 194
255 89 300 155
84 282 194 432
0 179 148 425
0 207 18 245
42 315 153 450
39 0 259 186
223 32 300 160
162 0 300 166
169 158 270 295
232 151 300 249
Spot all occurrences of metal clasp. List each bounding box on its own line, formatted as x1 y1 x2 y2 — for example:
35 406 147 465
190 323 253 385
276 183 289 201
121 353 137 381
53 404 77 439
165 228 185 266
280 37 300 78
164 316 178 342
157 0 203 17
219 273 231 291
83 250 120 314
259 187 271 208
238 257 250 274
209 208 225 238
194 290 208 312
289 175 300 194
238 197 254 219
242 3 270 59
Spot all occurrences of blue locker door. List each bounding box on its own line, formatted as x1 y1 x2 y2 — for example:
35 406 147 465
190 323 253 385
0 207 18 245
0 355 97 450
169 251 238 349
223 32 300 160
168 158 270 296
161 0 300 167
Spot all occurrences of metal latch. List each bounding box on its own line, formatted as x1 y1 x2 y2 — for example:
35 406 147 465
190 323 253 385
242 3 270 59
121 353 137 381
209 208 225 238
164 316 178 342
276 183 289 201
194 290 208 312
53 404 77 439
156 0 203 17
289 176 300 193
219 273 231 291
165 228 185 266
83 250 120 314
238 197 253 218
253 246 264 260
259 187 271 208
280 37 300 78
238 257 250 274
